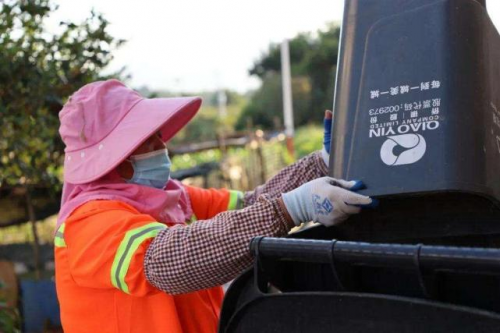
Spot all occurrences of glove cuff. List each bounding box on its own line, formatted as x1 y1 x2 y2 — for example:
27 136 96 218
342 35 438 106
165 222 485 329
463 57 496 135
321 148 330 168
281 192 306 226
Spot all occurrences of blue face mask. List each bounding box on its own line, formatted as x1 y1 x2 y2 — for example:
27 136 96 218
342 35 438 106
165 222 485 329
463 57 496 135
126 148 171 189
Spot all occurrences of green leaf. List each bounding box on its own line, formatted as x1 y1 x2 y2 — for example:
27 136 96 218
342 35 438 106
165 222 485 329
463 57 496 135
0 0 126 189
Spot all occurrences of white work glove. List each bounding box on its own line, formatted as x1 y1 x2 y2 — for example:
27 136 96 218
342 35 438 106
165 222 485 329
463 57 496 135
322 110 333 167
281 177 376 227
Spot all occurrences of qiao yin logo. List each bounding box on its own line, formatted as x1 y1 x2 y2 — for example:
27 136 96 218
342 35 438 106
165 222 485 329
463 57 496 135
380 134 426 166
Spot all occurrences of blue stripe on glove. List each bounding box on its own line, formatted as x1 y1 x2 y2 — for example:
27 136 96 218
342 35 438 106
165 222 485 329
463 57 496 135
347 180 379 208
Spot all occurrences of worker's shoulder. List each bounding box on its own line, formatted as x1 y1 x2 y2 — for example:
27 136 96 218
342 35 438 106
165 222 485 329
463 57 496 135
71 199 141 216
62 200 161 241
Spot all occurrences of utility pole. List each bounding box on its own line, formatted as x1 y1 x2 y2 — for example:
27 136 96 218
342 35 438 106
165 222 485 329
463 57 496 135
217 90 227 118
281 39 295 157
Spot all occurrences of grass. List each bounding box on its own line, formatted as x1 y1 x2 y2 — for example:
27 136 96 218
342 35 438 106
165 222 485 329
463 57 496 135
294 124 324 158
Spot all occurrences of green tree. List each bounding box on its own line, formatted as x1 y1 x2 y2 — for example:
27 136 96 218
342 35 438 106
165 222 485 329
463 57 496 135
235 74 311 130
0 0 125 190
306 26 340 114
249 33 313 79
169 89 248 145
238 24 340 130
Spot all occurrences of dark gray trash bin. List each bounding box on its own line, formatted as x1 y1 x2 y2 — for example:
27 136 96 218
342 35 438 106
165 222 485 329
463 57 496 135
218 2 500 332
329 0 500 218
218 238 500 333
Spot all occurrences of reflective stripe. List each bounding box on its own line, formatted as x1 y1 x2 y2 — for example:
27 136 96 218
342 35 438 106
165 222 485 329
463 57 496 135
228 190 244 210
110 222 166 294
54 223 66 248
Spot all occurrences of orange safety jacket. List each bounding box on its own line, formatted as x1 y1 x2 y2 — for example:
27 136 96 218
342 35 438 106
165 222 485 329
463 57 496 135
54 186 244 333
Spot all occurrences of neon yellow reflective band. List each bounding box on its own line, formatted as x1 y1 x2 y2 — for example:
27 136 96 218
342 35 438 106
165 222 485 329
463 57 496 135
110 222 166 294
54 223 66 248
228 190 244 210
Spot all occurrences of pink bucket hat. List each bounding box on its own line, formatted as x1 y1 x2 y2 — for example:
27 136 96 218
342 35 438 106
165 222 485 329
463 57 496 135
59 79 201 184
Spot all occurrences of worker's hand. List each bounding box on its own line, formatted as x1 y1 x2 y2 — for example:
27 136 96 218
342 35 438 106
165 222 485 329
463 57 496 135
322 110 332 167
281 177 375 227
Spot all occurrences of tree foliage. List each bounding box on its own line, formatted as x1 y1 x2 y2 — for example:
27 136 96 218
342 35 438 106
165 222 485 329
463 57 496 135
168 90 247 145
0 0 125 190
237 24 340 130
235 74 311 130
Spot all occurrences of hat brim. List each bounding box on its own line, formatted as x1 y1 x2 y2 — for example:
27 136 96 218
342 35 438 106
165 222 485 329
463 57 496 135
63 97 201 184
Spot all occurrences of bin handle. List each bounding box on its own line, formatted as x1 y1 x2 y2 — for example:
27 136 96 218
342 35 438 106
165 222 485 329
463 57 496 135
330 240 346 291
413 243 432 298
252 236 268 293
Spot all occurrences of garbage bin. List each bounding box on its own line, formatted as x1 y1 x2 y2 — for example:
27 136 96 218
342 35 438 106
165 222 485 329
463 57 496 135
219 1 500 332
218 237 500 333
330 0 500 211
20 279 61 333
323 0 500 243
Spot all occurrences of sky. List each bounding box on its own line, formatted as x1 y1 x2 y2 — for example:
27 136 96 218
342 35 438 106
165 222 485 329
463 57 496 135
47 0 500 93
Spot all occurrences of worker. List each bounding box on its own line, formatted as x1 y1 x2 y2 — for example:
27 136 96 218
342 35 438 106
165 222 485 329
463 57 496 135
54 79 374 333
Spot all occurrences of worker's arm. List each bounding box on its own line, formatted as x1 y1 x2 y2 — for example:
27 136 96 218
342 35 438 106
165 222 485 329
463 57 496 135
181 150 327 219
244 150 328 206
182 150 326 220
180 150 326 221
184 186 244 221
144 194 293 295
145 177 372 295
62 180 367 297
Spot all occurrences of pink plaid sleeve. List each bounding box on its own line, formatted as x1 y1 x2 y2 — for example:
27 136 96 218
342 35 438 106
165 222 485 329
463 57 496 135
144 195 292 295
244 151 328 206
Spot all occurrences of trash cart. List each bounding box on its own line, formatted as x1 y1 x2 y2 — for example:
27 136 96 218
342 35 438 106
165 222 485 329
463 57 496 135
219 0 500 331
